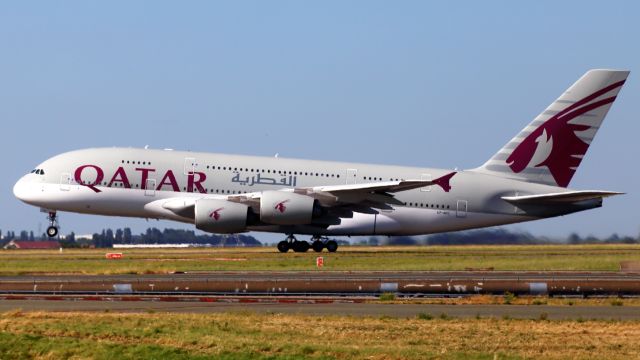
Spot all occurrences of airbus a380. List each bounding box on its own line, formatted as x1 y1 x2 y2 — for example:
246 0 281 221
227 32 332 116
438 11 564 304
14 69 629 252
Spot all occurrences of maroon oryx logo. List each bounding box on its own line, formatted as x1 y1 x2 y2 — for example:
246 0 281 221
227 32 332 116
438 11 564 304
209 208 224 221
506 80 625 187
274 200 289 213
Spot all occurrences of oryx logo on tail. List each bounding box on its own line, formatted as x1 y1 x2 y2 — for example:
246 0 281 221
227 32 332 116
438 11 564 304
506 80 626 187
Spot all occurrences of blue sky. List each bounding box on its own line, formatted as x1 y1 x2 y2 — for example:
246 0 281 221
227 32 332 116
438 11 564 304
1 1 638 240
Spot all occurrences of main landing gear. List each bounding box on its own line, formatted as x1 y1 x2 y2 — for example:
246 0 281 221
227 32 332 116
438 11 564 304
46 211 59 238
277 235 338 253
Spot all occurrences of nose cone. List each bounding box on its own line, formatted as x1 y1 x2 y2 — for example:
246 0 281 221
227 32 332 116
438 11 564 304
13 176 36 203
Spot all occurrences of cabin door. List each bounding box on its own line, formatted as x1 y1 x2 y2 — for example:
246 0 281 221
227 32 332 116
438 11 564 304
345 168 357 185
456 200 468 218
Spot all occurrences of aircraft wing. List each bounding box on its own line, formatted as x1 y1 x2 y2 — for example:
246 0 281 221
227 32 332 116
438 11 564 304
313 171 456 194
145 172 458 219
501 190 623 205
296 171 457 207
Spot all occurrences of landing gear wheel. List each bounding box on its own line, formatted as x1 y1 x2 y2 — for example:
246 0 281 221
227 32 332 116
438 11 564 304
46 226 58 238
277 240 290 253
326 240 338 253
312 240 324 252
46 212 59 238
295 241 310 253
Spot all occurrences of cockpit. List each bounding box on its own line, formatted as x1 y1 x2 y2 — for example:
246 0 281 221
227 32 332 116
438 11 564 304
30 169 45 175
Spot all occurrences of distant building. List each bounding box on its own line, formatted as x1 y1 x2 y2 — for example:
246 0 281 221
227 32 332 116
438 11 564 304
3 240 60 250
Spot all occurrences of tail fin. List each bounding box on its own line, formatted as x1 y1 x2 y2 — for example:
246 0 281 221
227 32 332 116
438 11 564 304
476 69 629 187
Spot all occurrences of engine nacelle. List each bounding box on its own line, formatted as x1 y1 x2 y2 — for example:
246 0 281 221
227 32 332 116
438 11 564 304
195 199 249 234
260 191 317 225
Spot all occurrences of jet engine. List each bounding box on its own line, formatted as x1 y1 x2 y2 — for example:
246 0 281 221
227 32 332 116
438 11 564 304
195 199 250 234
260 191 322 225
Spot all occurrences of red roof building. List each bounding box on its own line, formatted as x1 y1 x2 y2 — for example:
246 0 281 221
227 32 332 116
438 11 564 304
3 240 60 250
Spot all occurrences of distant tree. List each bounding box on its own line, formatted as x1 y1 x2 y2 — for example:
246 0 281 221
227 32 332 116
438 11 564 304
29 231 35 241
585 235 599 244
367 237 379 246
605 233 620 244
104 229 114 248
97 229 106 247
19 231 28 241
59 231 78 248
0 230 2 240
123 228 132 244
354 239 368 246
92 233 101 247
115 229 123 244
568 233 582 244
385 236 417 246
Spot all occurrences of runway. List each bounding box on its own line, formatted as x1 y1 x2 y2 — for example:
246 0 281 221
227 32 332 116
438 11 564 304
1 271 639 296
1 271 638 319
0 298 639 320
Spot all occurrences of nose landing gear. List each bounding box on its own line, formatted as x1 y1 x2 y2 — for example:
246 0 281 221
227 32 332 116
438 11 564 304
46 212 59 238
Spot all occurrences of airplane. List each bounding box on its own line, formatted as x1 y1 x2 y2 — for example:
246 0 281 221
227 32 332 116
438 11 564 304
13 69 629 253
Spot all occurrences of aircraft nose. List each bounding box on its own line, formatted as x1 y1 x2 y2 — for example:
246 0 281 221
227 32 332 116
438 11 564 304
13 176 34 203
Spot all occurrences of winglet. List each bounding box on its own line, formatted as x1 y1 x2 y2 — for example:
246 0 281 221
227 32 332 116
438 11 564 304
432 172 456 192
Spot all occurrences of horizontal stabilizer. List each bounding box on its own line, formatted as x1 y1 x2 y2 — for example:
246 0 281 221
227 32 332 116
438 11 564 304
502 190 623 205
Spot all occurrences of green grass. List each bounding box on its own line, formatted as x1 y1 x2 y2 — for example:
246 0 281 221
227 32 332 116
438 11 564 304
0 310 637 359
0 244 638 275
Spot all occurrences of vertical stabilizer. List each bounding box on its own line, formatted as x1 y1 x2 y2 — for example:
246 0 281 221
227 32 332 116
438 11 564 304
476 69 629 187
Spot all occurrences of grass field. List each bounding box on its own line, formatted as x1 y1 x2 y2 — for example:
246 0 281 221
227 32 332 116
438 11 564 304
0 245 638 359
0 310 638 359
0 244 638 275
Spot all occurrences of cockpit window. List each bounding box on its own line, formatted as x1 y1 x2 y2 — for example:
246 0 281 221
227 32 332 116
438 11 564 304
31 169 45 175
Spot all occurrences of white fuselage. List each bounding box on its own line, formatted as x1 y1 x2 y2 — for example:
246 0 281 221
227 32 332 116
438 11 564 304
14 147 588 237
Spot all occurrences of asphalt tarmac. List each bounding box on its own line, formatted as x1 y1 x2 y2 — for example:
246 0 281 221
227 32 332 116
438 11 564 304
1 271 639 319
2 270 638 281
0 299 638 320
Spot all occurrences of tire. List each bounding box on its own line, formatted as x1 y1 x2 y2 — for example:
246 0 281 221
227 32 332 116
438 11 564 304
312 240 324 252
46 226 58 238
277 240 290 253
326 240 338 253
298 241 310 252
293 241 310 253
